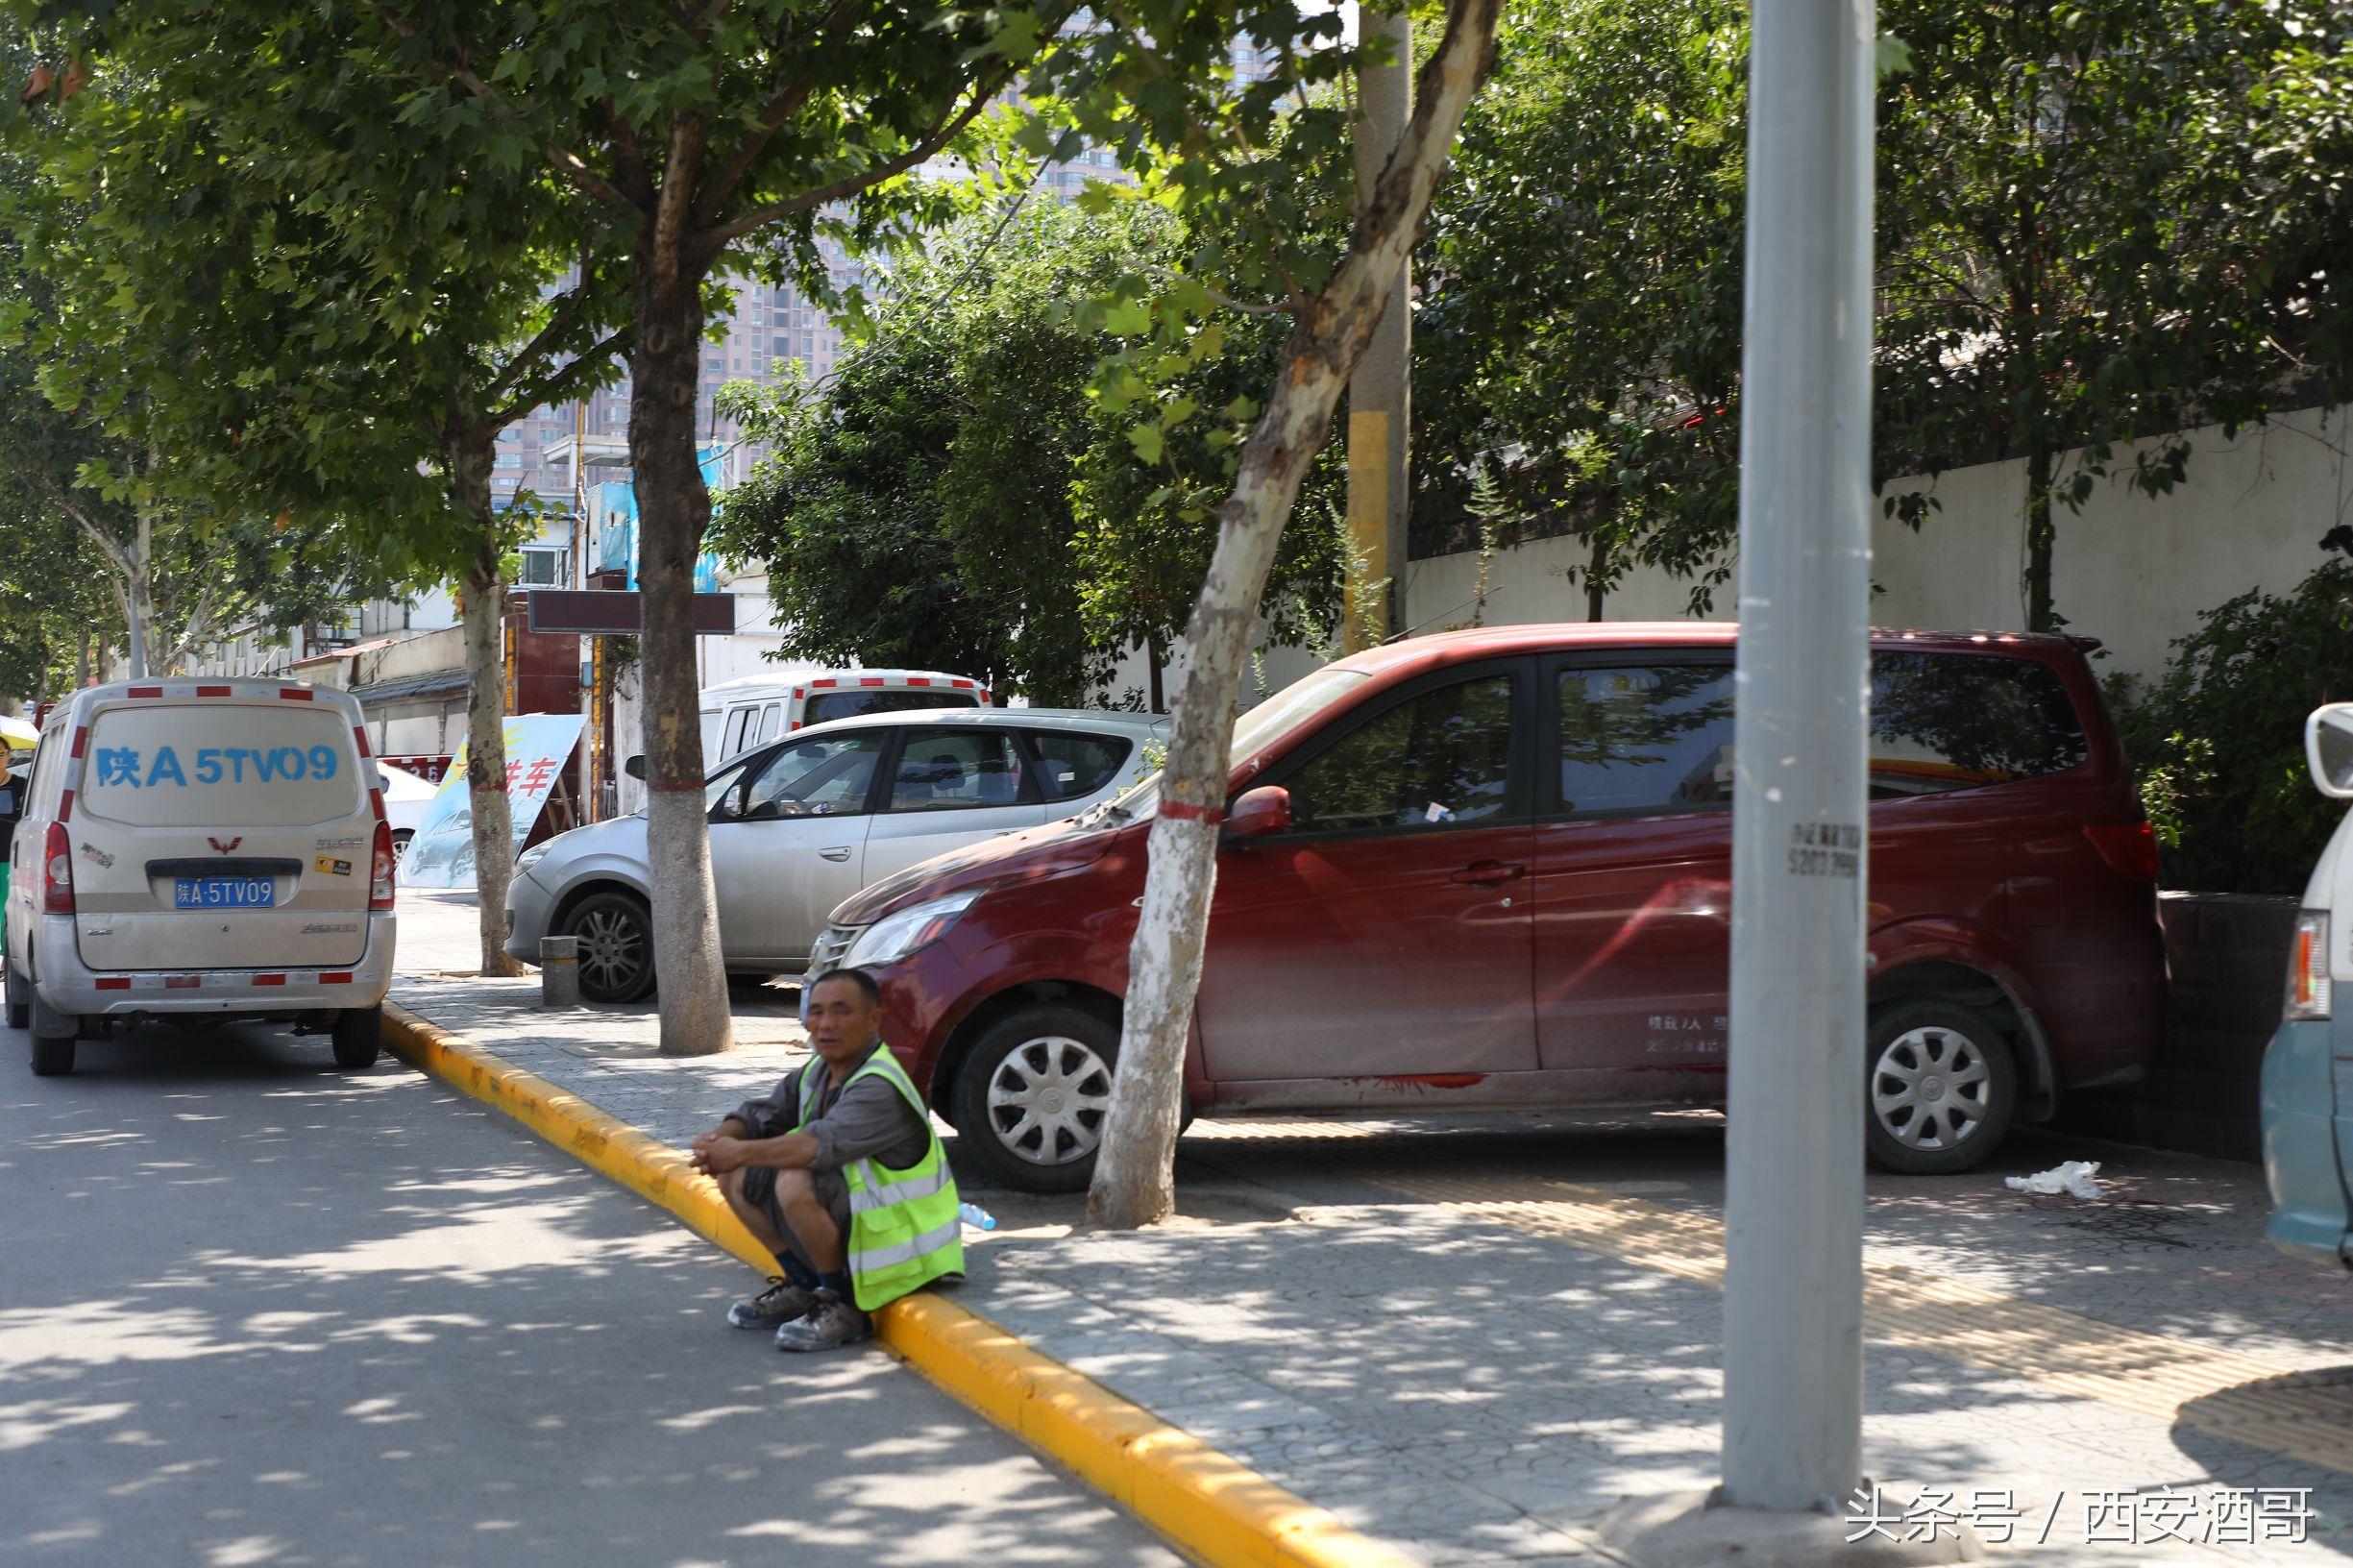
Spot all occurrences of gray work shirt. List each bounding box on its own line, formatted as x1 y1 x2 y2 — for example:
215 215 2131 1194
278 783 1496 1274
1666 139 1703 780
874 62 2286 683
730 1043 931 1174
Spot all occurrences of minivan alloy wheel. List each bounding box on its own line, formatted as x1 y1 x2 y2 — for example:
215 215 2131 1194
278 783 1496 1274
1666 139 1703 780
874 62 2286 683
988 1035 1114 1166
1872 1024 1992 1152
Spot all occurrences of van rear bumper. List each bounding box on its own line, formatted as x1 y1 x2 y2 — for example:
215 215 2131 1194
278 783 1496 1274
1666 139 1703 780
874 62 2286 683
29 912 396 1017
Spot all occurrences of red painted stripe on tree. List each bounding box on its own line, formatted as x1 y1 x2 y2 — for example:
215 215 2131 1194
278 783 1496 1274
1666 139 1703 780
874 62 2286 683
1159 799 1223 824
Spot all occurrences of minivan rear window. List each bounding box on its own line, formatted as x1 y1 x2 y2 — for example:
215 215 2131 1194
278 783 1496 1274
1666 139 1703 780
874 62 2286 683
1549 651 2088 816
804 690 979 725
82 703 363 826
1869 652 2087 797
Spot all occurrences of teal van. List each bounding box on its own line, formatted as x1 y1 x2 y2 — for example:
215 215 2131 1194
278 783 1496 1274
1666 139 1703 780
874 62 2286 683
2261 702 2353 1268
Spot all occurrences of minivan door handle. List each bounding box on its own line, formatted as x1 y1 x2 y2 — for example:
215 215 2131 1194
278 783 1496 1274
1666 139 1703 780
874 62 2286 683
1452 860 1527 887
819 846 852 862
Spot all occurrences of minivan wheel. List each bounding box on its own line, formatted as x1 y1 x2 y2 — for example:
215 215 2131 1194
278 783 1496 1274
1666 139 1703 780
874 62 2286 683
391 829 415 856
952 1005 1119 1193
1864 1000 2017 1175
563 892 656 1003
331 1005 382 1070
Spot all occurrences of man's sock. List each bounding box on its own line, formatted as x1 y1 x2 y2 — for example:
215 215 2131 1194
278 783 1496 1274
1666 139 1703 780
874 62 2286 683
818 1270 855 1304
777 1252 821 1291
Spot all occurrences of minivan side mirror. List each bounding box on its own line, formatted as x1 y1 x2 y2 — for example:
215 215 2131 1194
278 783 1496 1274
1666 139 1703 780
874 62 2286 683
1226 785 1292 840
2306 704 2353 798
624 754 647 781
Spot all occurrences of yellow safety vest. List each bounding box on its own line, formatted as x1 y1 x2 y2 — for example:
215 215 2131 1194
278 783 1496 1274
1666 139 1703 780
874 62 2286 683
792 1045 965 1311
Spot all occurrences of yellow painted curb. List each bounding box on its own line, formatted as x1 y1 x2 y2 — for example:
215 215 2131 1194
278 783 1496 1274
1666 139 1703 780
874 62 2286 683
380 1001 1421 1568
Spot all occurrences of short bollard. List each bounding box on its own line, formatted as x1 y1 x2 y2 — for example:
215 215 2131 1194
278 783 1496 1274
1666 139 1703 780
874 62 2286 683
539 936 580 1008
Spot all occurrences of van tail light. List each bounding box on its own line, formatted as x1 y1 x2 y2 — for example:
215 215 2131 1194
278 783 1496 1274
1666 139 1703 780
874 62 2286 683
42 822 74 914
369 820 397 911
2288 910 2332 1021
2083 821 2160 882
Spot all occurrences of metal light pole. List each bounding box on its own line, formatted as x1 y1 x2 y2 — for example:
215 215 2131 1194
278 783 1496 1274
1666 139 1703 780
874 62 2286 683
1343 0 1410 653
1722 0 1875 1514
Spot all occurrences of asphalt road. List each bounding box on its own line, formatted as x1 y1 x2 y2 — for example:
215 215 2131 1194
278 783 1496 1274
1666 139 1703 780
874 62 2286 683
0 1015 1181 1568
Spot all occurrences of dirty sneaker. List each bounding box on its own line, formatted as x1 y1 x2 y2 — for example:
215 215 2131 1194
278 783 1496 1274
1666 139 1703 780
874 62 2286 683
727 1276 817 1330
772 1291 871 1353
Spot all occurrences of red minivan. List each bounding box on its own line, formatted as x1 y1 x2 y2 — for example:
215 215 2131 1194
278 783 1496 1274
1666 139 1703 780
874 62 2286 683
808 625 2164 1191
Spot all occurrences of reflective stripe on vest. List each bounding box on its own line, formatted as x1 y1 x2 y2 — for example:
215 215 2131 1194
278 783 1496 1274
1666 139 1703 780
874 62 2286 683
848 1164 956 1213
793 1044 964 1311
845 1213 965 1273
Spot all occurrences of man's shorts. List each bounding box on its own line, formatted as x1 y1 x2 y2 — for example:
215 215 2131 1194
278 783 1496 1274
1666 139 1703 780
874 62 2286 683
742 1165 852 1262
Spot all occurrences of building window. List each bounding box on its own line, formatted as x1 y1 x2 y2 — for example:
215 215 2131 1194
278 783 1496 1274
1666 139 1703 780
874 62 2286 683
519 547 568 588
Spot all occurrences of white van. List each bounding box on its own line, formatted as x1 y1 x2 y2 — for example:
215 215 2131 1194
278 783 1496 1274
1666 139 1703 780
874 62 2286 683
2262 702 2353 1268
699 669 989 763
4 679 398 1076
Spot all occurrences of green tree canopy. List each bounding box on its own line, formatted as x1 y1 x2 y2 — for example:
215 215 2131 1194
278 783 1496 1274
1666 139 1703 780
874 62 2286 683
713 199 1342 707
1413 0 2350 627
1416 0 1747 613
1875 0 2352 629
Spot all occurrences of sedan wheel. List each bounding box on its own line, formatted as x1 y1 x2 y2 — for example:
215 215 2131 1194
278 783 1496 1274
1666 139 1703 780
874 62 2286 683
990 1036 1114 1165
563 892 656 1003
953 1004 1120 1192
1864 1000 2017 1174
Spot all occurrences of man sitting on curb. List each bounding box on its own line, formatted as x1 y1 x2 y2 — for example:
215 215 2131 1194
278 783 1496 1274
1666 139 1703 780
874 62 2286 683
688 967 965 1352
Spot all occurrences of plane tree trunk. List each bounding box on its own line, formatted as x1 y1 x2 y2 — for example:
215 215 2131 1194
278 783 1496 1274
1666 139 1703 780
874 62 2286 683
629 162 732 1057
1087 0 1507 1229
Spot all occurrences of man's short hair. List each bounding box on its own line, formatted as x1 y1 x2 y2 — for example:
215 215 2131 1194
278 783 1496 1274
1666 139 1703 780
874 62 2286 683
809 967 882 1009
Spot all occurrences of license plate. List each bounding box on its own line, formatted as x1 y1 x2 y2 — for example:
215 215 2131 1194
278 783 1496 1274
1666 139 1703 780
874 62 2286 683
173 876 277 910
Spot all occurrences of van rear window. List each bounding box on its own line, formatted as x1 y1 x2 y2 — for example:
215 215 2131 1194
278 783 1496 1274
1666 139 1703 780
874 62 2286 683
804 689 980 725
82 704 363 826
1869 652 2088 797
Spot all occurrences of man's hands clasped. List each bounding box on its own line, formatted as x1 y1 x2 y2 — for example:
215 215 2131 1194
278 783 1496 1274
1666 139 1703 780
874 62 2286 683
691 1118 751 1176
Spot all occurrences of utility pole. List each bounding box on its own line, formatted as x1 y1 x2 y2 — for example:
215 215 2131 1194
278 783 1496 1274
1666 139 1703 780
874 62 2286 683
1719 0 1875 1515
1343 0 1410 654
1602 4 1973 1560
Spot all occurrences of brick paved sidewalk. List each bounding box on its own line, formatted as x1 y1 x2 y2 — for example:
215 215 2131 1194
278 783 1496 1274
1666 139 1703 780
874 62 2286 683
390 902 2352 1567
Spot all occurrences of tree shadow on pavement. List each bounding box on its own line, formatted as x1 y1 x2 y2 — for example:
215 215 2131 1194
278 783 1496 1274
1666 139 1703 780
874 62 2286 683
932 1116 2353 1565
0 1023 1179 1568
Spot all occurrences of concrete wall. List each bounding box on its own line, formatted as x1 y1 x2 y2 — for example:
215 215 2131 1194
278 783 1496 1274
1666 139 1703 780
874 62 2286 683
1406 404 2353 681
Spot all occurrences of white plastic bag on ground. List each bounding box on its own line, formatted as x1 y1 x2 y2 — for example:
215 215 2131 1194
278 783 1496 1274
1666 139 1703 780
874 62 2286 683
2004 1160 2104 1200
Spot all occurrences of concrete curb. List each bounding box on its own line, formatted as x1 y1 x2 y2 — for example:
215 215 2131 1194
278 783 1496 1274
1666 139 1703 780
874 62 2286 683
380 1000 1421 1568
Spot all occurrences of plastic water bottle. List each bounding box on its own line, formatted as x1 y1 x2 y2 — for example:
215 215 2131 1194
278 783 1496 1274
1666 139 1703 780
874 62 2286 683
959 1202 997 1231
